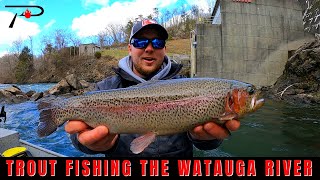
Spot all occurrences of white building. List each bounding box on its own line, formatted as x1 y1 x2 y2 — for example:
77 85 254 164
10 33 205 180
79 43 100 56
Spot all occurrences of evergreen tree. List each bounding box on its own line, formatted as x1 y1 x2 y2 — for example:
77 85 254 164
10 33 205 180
15 46 34 83
125 20 134 42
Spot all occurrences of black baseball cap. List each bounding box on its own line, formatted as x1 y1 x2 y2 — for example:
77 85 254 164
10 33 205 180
129 19 168 42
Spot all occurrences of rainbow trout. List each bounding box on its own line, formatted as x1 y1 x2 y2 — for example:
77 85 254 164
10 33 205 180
37 78 264 154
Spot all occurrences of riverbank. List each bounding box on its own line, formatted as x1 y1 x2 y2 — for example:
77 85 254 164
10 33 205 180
263 36 320 105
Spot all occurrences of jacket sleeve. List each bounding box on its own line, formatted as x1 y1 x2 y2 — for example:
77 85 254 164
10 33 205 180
187 131 223 150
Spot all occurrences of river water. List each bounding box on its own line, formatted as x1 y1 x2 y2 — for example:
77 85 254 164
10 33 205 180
1 83 319 157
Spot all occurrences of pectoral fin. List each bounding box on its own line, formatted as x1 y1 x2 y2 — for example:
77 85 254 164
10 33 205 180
130 132 156 154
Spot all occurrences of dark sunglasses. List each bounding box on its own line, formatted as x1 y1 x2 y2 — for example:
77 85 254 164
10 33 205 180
130 38 166 49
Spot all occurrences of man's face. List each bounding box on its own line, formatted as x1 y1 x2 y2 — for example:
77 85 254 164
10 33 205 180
128 28 166 78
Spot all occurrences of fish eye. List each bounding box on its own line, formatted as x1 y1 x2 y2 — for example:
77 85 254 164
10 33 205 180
247 86 255 95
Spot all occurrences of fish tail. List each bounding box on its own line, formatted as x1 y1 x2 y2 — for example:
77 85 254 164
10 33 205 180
37 100 59 137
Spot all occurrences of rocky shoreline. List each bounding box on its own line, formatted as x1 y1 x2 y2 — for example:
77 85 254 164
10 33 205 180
0 74 94 104
262 36 320 106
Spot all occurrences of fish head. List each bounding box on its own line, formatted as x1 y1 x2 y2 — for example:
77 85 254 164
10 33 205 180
228 84 265 118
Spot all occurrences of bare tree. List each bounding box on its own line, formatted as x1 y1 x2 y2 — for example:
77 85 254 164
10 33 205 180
67 31 82 56
153 7 159 22
105 24 126 45
29 36 34 57
97 31 107 48
40 34 54 59
10 38 23 59
0 54 17 82
54 29 69 50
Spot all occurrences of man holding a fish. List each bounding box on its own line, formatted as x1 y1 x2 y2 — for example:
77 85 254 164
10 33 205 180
64 19 241 157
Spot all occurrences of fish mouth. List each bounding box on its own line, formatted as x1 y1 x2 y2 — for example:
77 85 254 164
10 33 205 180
251 93 265 111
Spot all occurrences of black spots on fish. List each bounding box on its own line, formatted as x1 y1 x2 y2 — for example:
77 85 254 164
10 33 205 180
110 99 122 106
85 111 95 119
216 99 225 113
168 109 182 125
174 107 184 118
196 106 207 115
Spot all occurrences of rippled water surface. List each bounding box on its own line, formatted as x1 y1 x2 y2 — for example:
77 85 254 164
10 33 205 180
1 84 319 157
200 100 320 157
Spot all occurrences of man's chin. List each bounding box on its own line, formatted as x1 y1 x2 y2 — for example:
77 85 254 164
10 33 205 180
140 69 158 78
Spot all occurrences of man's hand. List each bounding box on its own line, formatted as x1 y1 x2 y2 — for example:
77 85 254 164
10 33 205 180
189 120 240 141
65 120 118 152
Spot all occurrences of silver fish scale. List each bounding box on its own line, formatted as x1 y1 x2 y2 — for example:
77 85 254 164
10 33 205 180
50 78 253 134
